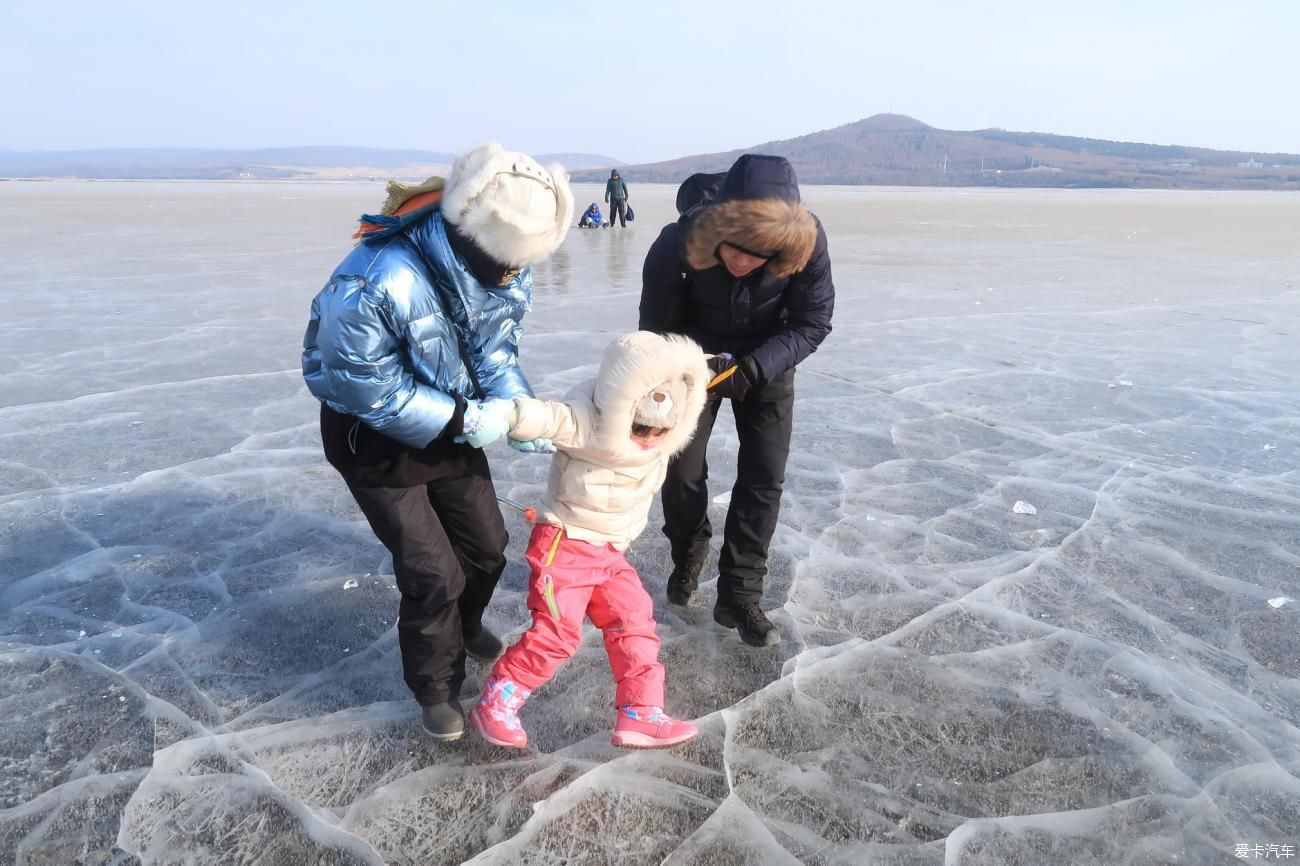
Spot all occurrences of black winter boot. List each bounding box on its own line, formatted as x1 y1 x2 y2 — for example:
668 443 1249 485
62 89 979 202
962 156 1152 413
713 599 781 647
421 701 466 741
464 626 505 662
666 562 703 606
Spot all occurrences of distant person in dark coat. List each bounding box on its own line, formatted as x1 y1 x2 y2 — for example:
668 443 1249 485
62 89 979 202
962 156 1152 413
605 169 630 227
639 154 834 647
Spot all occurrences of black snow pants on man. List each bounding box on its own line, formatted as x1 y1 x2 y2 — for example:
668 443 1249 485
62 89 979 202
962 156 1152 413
608 198 628 227
322 406 506 706
660 377 794 607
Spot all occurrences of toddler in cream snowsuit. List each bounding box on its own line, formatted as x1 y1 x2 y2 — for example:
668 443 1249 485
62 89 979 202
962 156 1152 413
468 331 709 749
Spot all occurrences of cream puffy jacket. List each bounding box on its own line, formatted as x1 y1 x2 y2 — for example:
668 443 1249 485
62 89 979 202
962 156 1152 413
509 332 710 550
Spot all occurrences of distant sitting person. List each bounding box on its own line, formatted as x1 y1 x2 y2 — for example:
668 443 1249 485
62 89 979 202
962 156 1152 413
302 143 574 742
466 331 709 750
578 202 604 228
605 169 630 227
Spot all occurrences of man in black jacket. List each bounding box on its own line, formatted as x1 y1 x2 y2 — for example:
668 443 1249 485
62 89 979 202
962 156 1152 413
639 154 834 646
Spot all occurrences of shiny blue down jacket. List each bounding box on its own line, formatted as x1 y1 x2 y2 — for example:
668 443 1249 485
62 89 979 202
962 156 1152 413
302 210 533 448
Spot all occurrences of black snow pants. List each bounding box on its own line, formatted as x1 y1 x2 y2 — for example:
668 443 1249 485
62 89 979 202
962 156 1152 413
660 377 794 607
608 198 628 227
342 450 507 705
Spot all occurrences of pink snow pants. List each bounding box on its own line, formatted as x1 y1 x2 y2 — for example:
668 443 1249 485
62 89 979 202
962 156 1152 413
491 523 664 707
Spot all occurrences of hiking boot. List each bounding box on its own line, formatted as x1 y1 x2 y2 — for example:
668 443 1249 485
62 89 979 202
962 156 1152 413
420 701 465 741
468 674 531 748
464 627 505 662
713 599 781 647
666 562 703 606
611 705 699 749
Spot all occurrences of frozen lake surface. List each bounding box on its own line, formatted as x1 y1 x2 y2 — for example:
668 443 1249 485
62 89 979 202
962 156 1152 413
1 180 1298 864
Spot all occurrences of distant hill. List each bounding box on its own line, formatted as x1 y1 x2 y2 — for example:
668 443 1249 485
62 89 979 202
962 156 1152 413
570 114 1300 191
0 147 622 181
6 118 1297 189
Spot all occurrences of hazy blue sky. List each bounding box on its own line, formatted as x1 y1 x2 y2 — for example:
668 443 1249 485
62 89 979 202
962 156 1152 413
5 0 1296 162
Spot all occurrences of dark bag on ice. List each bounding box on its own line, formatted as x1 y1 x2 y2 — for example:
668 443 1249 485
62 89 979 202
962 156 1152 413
624 204 635 222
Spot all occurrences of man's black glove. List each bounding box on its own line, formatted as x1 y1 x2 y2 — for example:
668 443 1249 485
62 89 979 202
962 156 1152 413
706 353 760 400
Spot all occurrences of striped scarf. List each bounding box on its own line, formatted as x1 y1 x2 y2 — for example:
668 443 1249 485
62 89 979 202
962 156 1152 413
353 176 445 241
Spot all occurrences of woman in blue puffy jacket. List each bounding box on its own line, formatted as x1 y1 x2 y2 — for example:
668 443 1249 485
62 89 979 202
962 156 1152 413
302 143 574 740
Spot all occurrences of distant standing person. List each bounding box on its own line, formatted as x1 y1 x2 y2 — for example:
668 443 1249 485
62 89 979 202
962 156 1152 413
302 143 574 741
638 154 834 647
605 169 630 227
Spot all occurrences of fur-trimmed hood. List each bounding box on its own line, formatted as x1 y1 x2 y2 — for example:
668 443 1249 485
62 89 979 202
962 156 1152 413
590 331 709 464
686 197 817 277
684 153 817 278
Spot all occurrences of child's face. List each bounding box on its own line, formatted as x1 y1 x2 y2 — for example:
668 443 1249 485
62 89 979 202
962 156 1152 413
630 377 691 450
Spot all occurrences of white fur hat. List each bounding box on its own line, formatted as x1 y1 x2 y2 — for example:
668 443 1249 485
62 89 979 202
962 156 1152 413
440 142 574 267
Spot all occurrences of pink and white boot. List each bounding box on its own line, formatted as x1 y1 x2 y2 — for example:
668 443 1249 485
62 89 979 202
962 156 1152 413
469 675 531 748
611 705 699 749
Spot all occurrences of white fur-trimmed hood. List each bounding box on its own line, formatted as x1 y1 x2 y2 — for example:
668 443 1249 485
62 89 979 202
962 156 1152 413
591 331 709 463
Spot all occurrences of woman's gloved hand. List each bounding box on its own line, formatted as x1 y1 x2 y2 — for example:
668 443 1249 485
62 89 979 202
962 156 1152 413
706 353 760 401
455 399 515 448
508 437 556 454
